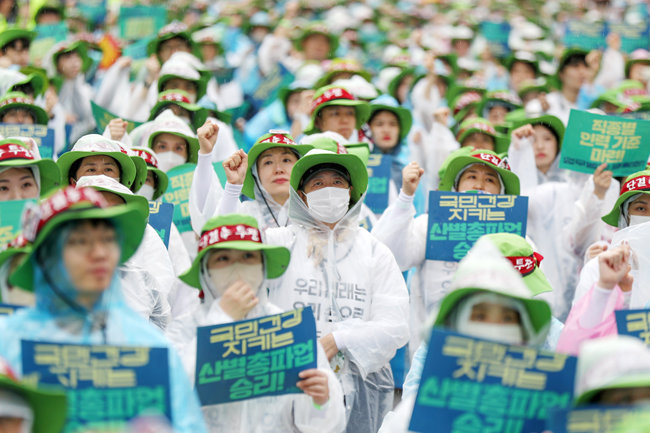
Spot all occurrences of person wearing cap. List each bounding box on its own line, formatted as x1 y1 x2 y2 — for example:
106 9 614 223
545 49 589 125
0 92 49 126
476 91 523 126
505 51 539 92
0 27 35 68
378 237 553 433
166 214 346 432
304 85 371 143
0 235 33 306
0 356 67 433
0 186 208 433
145 110 200 172
0 138 59 201
262 144 409 433
455 117 505 152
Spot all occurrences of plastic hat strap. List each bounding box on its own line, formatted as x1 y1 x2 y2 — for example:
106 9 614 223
453 92 482 114
22 186 107 242
258 133 297 146
471 151 511 171
620 175 650 195
311 87 355 113
160 92 191 104
506 252 543 277
132 149 159 168
0 95 34 107
0 142 34 161
198 224 262 252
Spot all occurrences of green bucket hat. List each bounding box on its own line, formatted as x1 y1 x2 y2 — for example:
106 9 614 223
574 335 650 405
51 41 93 75
131 147 169 200
290 143 368 204
449 87 485 124
146 21 195 59
147 110 200 164
517 78 549 100
368 94 413 142
242 131 312 200
456 117 510 154
476 91 523 120
0 28 36 50
304 85 371 135
438 147 520 195
129 152 148 193
387 67 415 101
75 174 150 219
293 22 339 57
149 90 208 131
314 58 372 89
10 186 147 291
179 214 291 289
602 170 650 227
510 114 565 150
483 233 552 296
56 134 137 187
0 139 60 196
504 50 540 75
0 92 49 125
625 49 650 78
11 73 46 98
0 359 67 433
157 59 208 102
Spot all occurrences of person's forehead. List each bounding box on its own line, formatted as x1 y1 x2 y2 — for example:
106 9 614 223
631 194 650 204
462 163 498 176
306 169 347 181
80 155 118 165
259 147 295 158
154 133 187 144
322 104 354 112
0 166 33 179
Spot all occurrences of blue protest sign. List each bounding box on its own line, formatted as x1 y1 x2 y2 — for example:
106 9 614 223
559 110 650 176
0 303 24 316
547 405 650 433
195 307 318 405
409 329 577 433
21 341 171 433
480 21 511 57
563 21 608 50
615 309 650 346
365 154 391 214
0 124 55 160
148 202 173 247
0 199 35 247
161 163 195 233
77 0 107 25
425 191 528 262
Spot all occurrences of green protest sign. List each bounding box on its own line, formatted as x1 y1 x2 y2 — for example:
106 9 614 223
91 101 143 135
559 109 650 177
161 163 195 233
30 22 69 64
0 199 35 247
119 6 167 41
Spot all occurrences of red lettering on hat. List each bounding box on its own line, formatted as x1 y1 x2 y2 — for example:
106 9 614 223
132 149 159 168
0 96 34 108
198 224 262 252
0 143 34 161
259 134 297 146
621 175 650 195
453 92 482 114
311 87 355 113
472 152 510 170
506 254 538 276
160 93 191 104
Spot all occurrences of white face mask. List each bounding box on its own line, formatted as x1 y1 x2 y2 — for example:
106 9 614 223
305 187 350 224
456 321 524 345
137 184 155 201
629 215 650 226
155 151 186 172
207 262 264 297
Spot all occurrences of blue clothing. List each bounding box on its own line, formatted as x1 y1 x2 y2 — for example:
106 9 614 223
243 99 291 150
0 252 208 433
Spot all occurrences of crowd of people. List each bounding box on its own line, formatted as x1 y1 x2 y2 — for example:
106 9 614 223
1 0 650 432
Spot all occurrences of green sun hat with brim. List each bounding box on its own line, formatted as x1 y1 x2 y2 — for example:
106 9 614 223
432 237 552 341
0 139 60 196
51 40 93 75
0 92 49 125
131 147 169 200
10 72 46 98
304 85 371 135
616 79 650 103
300 132 371 166
157 59 208 102
387 67 416 101
75 174 150 219
277 82 310 109
56 134 137 187
517 77 549 100
19 66 49 96
483 233 553 295
0 235 31 288
128 152 148 193
574 335 650 405
314 58 372 89
0 28 36 49
438 147 520 195
242 130 312 200
456 117 498 144
179 214 291 289
368 94 413 142
503 50 540 75
437 53 459 76
292 22 339 56
9 186 147 291
602 170 650 227
146 21 196 58
0 358 67 433
476 91 523 120
290 142 368 204
510 114 565 150
450 88 485 124
147 110 200 164
625 49 650 78
149 90 208 131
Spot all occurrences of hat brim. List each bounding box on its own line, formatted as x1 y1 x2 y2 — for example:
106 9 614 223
369 103 413 142
148 102 207 131
158 73 208 101
0 158 60 196
439 155 520 195
601 190 650 227
242 143 313 199
575 373 650 405
56 151 137 188
13 73 45 97
512 115 565 149
86 184 150 219
149 167 169 200
0 377 67 433
10 203 147 291
179 241 291 289
0 102 48 125
304 100 371 135
0 29 36 47
290 152 368 203
147 131 199 164
130 155 148 193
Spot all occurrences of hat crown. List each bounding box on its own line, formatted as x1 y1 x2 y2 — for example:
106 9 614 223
311 86 355 113
198 214 262 252
131 147 159 168
0 141 34 162
76 174 134 196
71 134 127 154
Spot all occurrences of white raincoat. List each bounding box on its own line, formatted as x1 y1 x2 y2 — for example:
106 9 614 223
264 188 410 433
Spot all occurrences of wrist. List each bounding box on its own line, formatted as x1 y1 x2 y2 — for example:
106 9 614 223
597 280 616 291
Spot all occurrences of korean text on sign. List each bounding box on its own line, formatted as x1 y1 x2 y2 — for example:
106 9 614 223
425 191 528 262
195 307 318 405
546 405 650 433
161 163 195 233
615 309 650 346
409 329 577 433
559 109 650 176
21 341 171 433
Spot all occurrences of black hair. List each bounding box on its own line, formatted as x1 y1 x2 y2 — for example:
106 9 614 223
298 163 351 191
68 155 122 183
1 37 30 53
559 53 587 72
